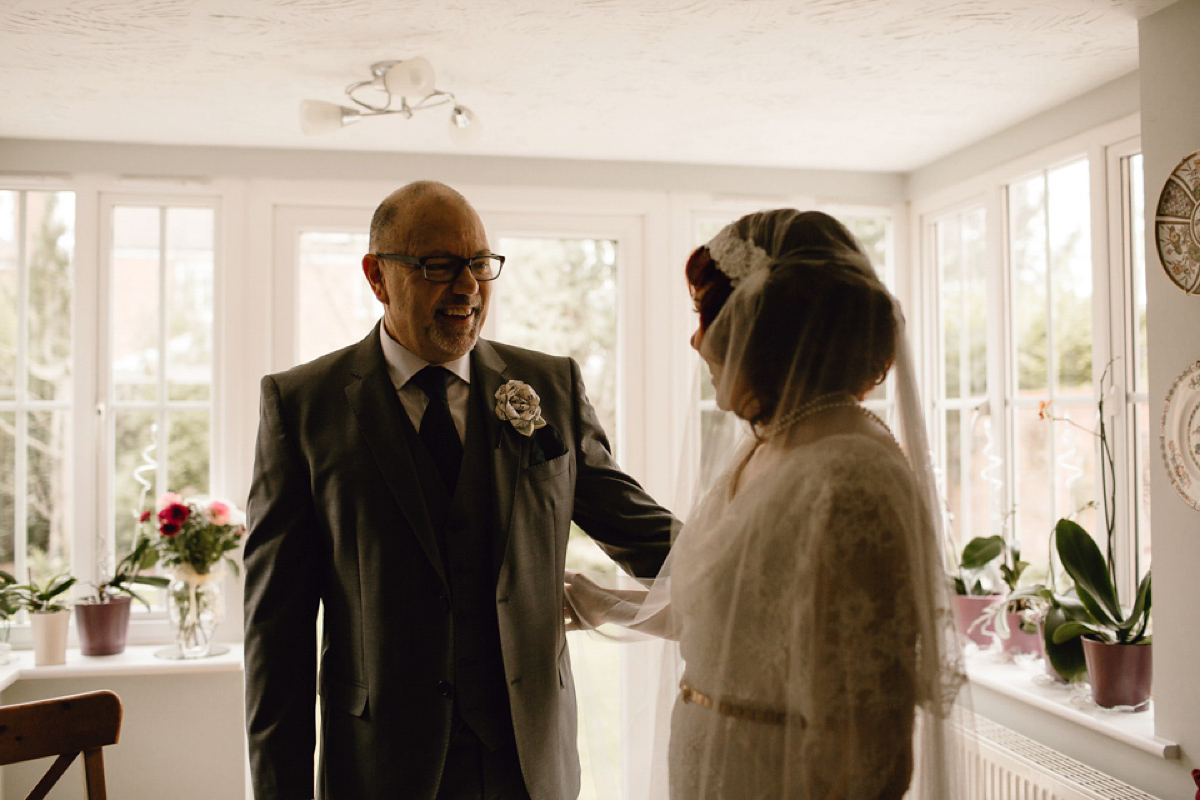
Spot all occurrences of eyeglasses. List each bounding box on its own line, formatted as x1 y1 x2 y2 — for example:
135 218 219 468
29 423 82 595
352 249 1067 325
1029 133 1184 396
373 253 505 283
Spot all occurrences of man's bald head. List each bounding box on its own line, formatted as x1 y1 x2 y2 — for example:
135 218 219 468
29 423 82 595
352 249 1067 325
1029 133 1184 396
369 180 480 255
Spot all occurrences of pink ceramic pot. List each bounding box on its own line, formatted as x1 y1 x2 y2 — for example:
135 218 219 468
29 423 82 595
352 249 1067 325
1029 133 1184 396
75 596 132 656
1002 612 1044 656
954 595 1001 648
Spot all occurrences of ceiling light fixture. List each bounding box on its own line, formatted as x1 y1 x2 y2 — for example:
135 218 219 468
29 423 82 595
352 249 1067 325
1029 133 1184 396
299 57 482 146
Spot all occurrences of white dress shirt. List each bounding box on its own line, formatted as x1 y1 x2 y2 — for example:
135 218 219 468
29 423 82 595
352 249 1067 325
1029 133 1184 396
378 324 471 444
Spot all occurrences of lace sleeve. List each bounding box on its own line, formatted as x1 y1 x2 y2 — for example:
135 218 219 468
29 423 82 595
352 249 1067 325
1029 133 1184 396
786 478 920 799
564 571 679 639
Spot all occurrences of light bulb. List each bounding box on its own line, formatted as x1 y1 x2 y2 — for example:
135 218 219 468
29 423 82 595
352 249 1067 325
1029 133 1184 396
447 105 482 146
299 100 361 135
384 57 436 97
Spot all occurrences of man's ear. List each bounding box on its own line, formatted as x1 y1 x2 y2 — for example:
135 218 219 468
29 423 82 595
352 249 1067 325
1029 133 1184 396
362 254 387 303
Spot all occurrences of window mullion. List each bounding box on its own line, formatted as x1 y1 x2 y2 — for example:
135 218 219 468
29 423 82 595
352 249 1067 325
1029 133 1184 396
13 191 28 583
156 207 169 497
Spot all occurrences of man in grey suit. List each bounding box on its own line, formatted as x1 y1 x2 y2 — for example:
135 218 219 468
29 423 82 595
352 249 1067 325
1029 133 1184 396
244 180 675 800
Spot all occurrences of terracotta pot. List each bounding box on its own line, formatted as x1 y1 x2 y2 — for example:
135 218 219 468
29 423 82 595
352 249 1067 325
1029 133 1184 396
1082 637 1152 710
1002 612 1043 656
75 596 133 656
954 595 1001 648
30 609 71 666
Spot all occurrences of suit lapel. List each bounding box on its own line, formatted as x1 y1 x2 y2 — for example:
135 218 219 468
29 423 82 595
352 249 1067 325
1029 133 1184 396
472 340 523 575
344 325 447 586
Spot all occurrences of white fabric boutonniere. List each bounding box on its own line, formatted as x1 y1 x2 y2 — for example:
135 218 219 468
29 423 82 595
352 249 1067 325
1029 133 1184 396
495 380 547 437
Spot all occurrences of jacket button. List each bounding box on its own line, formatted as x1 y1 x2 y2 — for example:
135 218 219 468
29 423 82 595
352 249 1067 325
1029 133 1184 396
437 680 453 698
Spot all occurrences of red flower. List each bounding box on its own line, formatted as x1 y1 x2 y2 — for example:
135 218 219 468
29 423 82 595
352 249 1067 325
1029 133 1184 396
158 502 189 536
158 503 190 525
139 510 152 523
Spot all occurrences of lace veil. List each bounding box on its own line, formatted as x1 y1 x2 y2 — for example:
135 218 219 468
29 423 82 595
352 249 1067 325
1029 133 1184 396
567 209 970 799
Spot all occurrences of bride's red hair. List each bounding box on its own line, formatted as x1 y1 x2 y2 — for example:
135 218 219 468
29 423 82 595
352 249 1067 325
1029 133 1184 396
685 246 734 332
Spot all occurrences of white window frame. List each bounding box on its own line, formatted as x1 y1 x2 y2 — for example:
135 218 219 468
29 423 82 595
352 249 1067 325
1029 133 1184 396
915 115 1145 592
0 175 245 649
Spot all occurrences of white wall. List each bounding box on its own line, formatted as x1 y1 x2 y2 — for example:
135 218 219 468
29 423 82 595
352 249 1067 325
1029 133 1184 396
0 671 245 800
1138 0 1200 785
0 138 904 204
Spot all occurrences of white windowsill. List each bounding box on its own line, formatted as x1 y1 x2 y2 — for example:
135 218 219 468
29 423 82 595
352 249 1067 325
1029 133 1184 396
0 643 244 693
965 648 1179 760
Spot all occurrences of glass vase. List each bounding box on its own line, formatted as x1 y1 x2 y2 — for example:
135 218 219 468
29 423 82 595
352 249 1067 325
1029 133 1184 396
167 563 225 658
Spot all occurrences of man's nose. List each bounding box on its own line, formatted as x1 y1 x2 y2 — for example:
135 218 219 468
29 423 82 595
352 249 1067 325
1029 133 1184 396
451 264 480 294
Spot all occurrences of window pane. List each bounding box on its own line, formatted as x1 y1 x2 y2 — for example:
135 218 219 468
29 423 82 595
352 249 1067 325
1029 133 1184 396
938 218 963 399
495 237 618 438
112 206 161 403
848 216 889 276
943 409 962 529
1129 154 1148 395
1048 161 1092 393
25 192 74 403
166 207 213 402
168 410 210 499
0 411 13 571
0 191 16 401
963 210 989 396
114 410 157 556
296 231 374 364
109 201 214 575
1014 406 1052 561
1135 402 1151 577
1010 175 1049 393
26 409 70 572
1051 402 1098 528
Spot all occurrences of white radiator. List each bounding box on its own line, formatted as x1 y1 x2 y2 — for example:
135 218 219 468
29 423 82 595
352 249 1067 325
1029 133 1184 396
965 714 1162 800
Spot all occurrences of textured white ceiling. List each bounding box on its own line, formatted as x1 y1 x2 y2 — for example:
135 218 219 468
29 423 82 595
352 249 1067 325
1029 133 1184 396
0 0 1175 171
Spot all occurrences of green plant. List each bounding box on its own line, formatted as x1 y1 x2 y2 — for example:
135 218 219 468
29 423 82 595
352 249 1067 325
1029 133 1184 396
1051 518 1151 646
1004 576 1090 681
953 534 1028 596
0 570 21 622
7 571 77 614
87 535 170 609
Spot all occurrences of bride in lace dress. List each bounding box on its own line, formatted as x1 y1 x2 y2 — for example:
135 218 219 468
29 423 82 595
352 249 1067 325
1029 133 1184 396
567 209 967 799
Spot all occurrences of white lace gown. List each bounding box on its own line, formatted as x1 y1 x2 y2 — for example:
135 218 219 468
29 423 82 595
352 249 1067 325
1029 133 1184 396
668 432 922 800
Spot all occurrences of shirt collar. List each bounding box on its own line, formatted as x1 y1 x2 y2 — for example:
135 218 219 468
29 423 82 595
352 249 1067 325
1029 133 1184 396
379 322 472 390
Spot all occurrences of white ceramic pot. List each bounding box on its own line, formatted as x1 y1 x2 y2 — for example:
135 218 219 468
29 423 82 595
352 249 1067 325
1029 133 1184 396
30 609 72 666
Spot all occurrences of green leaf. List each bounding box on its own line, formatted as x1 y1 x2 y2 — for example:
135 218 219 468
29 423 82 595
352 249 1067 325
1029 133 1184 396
1054 519 1122 623
1118 572 1152 644
1070 583 1115 629
1041 604 1087 681
1052 620 1109 644
41 575 76 601
960 536 1005 570
131 575 170 589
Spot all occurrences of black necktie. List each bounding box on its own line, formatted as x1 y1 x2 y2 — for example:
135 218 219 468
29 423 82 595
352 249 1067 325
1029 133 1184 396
410 366 463 492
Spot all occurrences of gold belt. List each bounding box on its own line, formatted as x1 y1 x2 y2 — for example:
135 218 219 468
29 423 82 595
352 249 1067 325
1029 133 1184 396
679 682 795 727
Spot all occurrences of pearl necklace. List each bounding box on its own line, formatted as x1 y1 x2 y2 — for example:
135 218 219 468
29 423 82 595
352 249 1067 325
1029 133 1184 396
760 393 895 441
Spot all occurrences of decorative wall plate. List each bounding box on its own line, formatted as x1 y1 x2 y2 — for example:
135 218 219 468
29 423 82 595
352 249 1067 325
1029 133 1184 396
1161 360 1200 512
1155 148 1200 294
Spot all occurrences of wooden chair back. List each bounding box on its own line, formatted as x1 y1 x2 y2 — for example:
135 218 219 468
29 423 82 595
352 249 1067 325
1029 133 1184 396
0 690 122 800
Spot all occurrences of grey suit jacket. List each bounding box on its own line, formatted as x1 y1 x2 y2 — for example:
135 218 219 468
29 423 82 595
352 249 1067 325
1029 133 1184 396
244 324 675 800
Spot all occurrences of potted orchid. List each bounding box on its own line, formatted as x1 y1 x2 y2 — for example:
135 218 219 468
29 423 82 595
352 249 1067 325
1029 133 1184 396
139 493 246 658
75 535 170 656
6 571 77 666
952 531 1032 650
1040 362 1152 707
